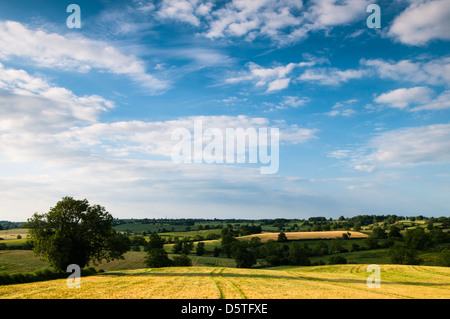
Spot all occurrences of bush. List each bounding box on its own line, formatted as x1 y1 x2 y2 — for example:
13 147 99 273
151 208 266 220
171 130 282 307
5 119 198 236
145 248 173 268
172 254 192 267
277 232 288 242
288 242 311 266
196 242 205 256
389 243 423 265
438 248 450 267
231 241 257 268
265 255 282 266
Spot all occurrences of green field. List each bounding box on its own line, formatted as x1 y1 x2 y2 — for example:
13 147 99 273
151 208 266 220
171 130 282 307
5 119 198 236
1 264 449 299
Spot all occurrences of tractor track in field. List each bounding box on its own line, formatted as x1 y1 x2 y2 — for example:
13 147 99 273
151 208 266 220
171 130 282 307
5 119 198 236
285 270 411 299
217 268 247 299
208 268 247 299
209 268 224 299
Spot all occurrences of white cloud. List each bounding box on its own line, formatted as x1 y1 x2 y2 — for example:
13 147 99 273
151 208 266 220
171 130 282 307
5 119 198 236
153 0 372 45
389 0 450 45
374 87 450 111
0 100 320 220
267 78 291 92
203 0 303 42
306 0 372 29
367 124 450 167
375 86 434 109
333 124 450 171
361 56 450 86
412 90 450 111
157 0 203 26
225 60 315 92
281 96 309 108
0 63 114 132
0 20 169 94
61 115 317 159
325 99 358 116
298 67 367 85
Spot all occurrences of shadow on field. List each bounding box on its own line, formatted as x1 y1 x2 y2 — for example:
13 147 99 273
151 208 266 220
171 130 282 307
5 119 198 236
99 270 449 287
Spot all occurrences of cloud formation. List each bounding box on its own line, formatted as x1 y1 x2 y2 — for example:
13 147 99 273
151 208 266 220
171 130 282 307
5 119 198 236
388 0 450 45
0 20 169 94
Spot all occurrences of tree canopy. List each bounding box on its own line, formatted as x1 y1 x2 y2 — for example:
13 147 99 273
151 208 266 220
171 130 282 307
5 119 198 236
25 197 129 271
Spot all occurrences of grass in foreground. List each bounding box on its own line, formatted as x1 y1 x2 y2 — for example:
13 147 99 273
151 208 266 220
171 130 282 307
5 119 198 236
1 264 449 299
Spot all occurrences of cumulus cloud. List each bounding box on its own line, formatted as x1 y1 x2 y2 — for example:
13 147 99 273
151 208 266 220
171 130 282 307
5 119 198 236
374 87 450 111
374 86 434 109
389 0 450 45
151 0 373 45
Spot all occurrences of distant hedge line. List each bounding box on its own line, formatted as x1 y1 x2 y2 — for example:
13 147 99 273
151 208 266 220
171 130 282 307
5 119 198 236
0 267 100 286
0 242 33 250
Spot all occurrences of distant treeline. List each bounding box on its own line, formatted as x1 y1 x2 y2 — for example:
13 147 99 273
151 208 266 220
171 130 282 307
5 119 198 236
0 221 24 230
110 215 450 226
5 215 450 231
109 215 450 235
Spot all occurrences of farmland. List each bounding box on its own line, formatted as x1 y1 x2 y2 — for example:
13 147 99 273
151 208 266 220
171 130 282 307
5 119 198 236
0 264 449 299
238 231 368 242
1 215 449 299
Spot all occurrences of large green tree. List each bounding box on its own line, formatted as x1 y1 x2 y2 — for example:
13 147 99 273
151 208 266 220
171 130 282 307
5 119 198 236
25 197 129 271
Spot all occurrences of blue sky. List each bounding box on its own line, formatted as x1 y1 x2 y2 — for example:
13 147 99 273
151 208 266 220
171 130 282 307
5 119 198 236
0 0 449 221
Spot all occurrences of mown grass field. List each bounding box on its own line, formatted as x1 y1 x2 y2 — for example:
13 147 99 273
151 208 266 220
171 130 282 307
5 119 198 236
1 264 449 299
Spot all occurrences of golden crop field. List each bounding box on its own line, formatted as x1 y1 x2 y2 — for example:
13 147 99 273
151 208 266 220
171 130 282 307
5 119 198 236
238 231 368 242
0 228 28 240
1 264 449 299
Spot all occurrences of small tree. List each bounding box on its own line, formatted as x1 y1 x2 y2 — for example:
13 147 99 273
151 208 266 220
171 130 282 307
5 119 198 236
196 242 206 256
313 240 328 256
372 226 387 239
181 239 194 255
172 254 192 266
144 248 173 268
364 235 379 250
147 233 165 250
438 248 450 267
277 232 288 242
288 242 311 266
388 225 402 240
172 239 183 254
389 243 422 265
220 228 236 258
231 241 256 268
